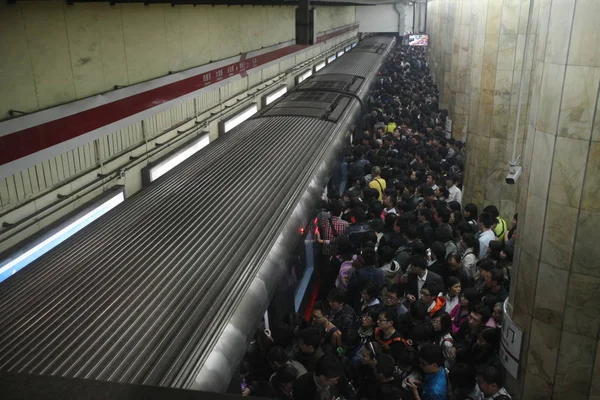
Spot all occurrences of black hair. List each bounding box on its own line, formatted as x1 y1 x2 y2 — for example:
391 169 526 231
327 288 347 304
315 354 343 378
462 287 481 307
362 247 378 265
483 205 500 219
447 275 461 289
386 283 405 299
462 233 480 256
342 329 361 348
329 199 344 217
266 346 289 365
271 364 297 386
430 241 446 261
479 212 494 229
472 304 492 323
447 201 462 212
312 300 330 316
435 226 453 242
378 309 397 328
479 327 501 350
410 254 428 270
362 304 384 321
419 343 445 367
299 327 323 349
463 203 478 221
361 281 380 299
490 268 504 286
394 346 419 368
447 252 461 264
271 323 296 348
449 362 477 391
376 353 397 378
411 321 436 344
378 245 396 264
476 364 504 387
438 312 453 335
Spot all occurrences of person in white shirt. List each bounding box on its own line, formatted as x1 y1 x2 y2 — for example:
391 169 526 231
446 174 462 205
478 213 496 259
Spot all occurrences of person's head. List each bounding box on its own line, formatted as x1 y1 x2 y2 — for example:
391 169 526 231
476 365 505 396
449 362 477 392
446 275 462 297
266 346 290 370
358 341 382 367
461 233 480 256
298 327 322 354
377 310 397 331
419 282 438 305
430 241 446 262
447 252 461 271
411 320 436 345
463 203 478 221
492 302 504 325
468 304 491 332
372 166 381 177
315 354 343 386
383 283 405 308
394 346 419 372
432 312 452 334
478 212 494 230
361 305 382 329
311 300 330 327
328 199 344 218
271 324 296 348
426 173 437 187
327 288 347 312
512 213 518 227
419 343 445 374
483 268 504 290
477 327 501 352
409 254 428 276
361 282 380 304
271 364 297 393
361 247 378 266
460 287 481 309
483 205 500 220
376 353 397 381
446 174 457 188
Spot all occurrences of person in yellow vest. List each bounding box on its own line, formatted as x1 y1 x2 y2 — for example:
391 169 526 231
386 118 397 134
369 166 386 201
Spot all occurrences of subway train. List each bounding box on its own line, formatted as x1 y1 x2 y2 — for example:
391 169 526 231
0 35 396 394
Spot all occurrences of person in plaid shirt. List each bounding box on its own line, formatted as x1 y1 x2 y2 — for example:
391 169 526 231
318 199 349 257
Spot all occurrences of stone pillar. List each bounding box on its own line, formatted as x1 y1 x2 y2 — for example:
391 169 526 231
447 0 472 140
508 0 600 399
460 0 532 220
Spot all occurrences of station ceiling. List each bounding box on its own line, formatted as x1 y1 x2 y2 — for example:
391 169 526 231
59 0 413 6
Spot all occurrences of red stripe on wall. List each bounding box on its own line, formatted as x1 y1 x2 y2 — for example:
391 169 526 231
0 24 358 166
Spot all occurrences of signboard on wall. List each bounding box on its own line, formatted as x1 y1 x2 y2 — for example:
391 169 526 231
444 118 452 139
499 299 524 378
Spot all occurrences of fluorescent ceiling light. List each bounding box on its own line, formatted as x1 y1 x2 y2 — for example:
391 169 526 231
351 42 357 48
0 191 125 283
264 86 287 105
345 45 351 52
337 50 345 57
223 104 258 133
327 54 337 63
297 69 313 84
149 134 210 182
314 61 326 72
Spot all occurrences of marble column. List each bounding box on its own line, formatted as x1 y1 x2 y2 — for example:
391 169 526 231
459 0 533 220
508 0 600 399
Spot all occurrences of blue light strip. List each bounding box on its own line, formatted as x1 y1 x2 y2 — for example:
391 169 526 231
0 191 125 284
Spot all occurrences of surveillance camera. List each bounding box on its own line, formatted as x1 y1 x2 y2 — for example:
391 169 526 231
506 165 522 185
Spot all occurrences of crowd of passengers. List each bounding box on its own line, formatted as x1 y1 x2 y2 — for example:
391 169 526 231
240 44 516 400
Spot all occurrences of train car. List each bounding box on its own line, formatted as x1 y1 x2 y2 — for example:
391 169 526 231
0 36 396 394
